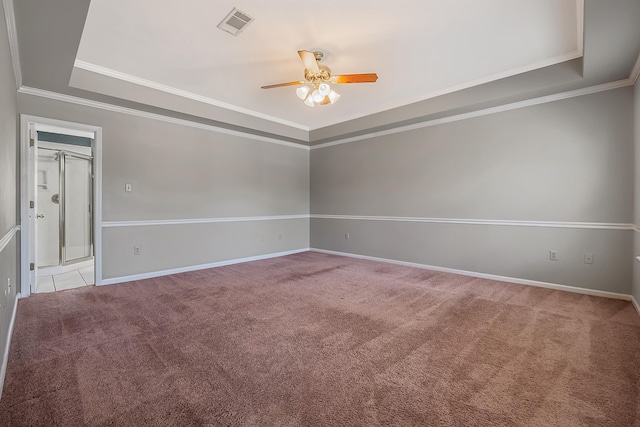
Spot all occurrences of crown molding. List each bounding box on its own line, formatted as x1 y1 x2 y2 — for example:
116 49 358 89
311 78 633 150
73 60 310 132
17 86 310 151
2 0 21 88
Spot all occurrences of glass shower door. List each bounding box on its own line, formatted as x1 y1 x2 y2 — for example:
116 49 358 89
36 151 61 267
63 154 93 263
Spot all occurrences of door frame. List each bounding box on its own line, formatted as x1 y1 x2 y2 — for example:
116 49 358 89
20 115 103 297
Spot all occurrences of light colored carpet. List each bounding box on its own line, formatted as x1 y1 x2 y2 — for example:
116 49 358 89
1 252 639 426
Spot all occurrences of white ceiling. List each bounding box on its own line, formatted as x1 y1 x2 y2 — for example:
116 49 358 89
73 0 582 132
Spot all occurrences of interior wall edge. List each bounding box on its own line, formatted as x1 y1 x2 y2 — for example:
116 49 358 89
630 50 640 85
0 288 18 400
310 248 633 303
1 0 21 89
101 248 310 286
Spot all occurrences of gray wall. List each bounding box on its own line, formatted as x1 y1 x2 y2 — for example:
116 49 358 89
0 0 19 396
311 88 635 294
633 79 640 304
17 94 310 281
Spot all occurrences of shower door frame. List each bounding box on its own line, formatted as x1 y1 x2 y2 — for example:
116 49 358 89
38 147 94 268
20 115 103 297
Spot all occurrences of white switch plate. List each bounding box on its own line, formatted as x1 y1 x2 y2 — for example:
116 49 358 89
125 183 132 192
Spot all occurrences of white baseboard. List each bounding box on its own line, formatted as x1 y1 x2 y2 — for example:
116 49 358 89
0 294 19 400
100 248 310 286
311 248 632 301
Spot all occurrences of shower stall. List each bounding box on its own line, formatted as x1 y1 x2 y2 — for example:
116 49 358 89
36 147 93 270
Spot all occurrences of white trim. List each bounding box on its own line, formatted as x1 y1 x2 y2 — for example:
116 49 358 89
102 214 310 228
311 79 633 150
74 60 310 132
17 86 311 151
311 248 631 301
0 294 18 400
100 248 309 286
632 296 640 317
93 128 104 285
311 214 634 231
1 0 21 88
0 225 19 254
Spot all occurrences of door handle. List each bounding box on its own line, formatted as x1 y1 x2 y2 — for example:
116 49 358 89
37 214 45 219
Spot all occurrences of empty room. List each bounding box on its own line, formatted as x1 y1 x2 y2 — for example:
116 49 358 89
1 0 640 425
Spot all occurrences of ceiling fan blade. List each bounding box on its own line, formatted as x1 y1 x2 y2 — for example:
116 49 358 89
332 73 378 84
298 50 320 74
261 81 305 89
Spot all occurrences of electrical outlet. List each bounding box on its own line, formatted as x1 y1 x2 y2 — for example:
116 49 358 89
345 233 350 240
584 253 594 264
549 250 558 261
134 245 141 255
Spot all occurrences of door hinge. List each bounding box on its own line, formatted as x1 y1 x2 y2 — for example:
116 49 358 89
29 138 34 147
30 200 34 208
30 263 35 271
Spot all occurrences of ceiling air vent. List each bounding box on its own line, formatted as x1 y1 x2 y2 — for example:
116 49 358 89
217 8 254 36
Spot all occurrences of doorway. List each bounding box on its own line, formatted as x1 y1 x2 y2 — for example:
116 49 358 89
20 116 103 297
35 137 94 292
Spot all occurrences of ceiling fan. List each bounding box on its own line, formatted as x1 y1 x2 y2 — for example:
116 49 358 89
261 50 378 107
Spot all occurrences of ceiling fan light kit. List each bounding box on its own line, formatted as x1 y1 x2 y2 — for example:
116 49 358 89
262 50 378 107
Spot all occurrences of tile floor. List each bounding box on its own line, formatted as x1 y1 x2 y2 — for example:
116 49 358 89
36 265 94 293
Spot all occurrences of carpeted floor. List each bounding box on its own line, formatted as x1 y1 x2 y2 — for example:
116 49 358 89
1 251 639 426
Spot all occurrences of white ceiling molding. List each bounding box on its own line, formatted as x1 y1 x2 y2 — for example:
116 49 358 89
17 86 311 151
311 78 633 150
74 60 310 131
1 0 22 89
73 52 584 134
17 72 633 153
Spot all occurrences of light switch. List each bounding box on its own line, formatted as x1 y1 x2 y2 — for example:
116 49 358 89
125 183 132 192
